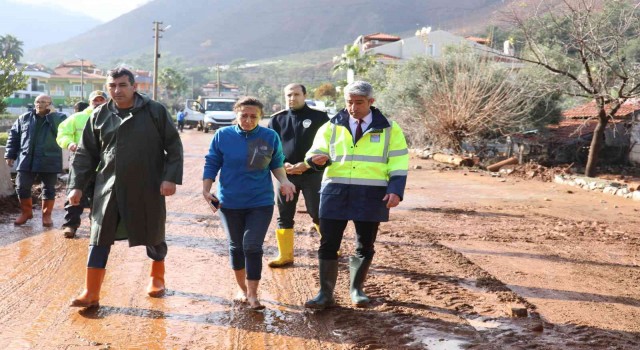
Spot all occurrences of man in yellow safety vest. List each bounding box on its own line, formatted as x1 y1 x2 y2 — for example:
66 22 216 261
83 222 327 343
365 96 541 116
303 80 409 310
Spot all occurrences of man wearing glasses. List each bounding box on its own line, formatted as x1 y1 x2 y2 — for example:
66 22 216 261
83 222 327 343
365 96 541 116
4 94 67 227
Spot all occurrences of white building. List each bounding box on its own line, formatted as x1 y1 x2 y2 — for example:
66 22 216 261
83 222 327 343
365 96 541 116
355 29 522 68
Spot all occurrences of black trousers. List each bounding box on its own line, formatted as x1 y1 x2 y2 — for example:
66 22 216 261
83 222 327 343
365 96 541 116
276 171 322 229
63 181 94 228
318 218 379 260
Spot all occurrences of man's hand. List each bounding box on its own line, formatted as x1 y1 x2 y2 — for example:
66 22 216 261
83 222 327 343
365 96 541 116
383 193 401 208
5 159 14 168
310 154 330 166
160 181 176 196
286 162 308 175
68 189 83 206
68 143 78 152
279 181 296 202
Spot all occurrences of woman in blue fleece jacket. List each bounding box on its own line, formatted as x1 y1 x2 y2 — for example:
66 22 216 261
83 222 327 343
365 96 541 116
202 97 296 310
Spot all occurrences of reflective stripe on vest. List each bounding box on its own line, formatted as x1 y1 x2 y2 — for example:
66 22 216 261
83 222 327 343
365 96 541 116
329 123 392 164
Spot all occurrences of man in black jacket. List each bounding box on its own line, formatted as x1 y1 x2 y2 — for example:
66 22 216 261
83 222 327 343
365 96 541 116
267 83 328 267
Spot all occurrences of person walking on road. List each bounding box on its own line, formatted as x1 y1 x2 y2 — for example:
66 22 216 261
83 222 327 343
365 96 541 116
67 68 183 308
304 81 409 310
267 83 328 268
176 108 186 132
4 94 67 227
202 97 296 310
56 90 107 238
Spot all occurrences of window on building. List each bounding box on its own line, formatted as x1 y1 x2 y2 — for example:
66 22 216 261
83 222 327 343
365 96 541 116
50 84 64 96
427 44 435 56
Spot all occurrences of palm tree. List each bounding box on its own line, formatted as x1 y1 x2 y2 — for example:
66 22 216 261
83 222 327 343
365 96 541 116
331 44 377 83
158 68 188 100
0 35 24 63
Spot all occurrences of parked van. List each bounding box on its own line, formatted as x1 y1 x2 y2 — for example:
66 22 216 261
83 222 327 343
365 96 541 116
185 97 237 133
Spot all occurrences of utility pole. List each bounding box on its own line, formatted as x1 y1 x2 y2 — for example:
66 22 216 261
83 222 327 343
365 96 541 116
152 21 164 101
216 63 221 96
80 58 84 101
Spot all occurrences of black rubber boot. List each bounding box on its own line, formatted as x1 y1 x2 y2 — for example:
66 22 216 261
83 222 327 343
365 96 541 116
349 256 372 307
304 259 338 310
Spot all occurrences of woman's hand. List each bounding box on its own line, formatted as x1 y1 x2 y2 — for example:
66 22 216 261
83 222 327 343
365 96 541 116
279 181 296 202
202 190 219 212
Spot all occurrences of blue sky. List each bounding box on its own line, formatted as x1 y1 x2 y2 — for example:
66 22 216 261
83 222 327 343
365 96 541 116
6 0 151 22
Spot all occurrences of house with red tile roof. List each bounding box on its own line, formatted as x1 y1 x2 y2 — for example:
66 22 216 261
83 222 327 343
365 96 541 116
546 99 640 164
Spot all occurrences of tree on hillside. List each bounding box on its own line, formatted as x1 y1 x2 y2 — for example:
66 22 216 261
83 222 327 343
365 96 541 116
504 0 640 177
332 44 376 83
0 57 27 113
158 68 188 100
0 35 24 63
314 82 336 102
376 53 560 151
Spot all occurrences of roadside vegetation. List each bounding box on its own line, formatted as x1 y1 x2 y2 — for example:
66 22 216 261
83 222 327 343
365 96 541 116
3 1 639 176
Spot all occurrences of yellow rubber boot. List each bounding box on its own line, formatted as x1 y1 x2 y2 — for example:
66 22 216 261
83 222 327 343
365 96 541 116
268 228 294 268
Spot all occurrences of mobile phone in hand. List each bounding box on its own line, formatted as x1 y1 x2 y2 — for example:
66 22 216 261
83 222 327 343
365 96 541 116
209 193 220 210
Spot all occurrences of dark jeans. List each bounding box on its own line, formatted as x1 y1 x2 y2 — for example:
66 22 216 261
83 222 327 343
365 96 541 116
318 218 379 260
16 171 57 200
276 171 322 229
63 181 94 228
87 241 168 268
218 205 273 280
178 121 184 131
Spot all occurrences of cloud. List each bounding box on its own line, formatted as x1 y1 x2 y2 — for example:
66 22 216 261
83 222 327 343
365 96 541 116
7 0 152 22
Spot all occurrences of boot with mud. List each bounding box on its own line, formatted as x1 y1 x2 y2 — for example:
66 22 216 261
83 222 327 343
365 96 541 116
349 256 373 307
304 259 338 310
62 226 77 238
268 228 294 268
147 260 166 297
14 198 33 225
70 267 105 308
42 199 55 227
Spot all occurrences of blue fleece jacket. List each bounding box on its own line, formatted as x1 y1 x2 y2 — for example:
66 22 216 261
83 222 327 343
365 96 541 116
203 125 285 209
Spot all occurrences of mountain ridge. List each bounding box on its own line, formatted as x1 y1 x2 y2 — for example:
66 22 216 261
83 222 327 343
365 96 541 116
25 0 517 67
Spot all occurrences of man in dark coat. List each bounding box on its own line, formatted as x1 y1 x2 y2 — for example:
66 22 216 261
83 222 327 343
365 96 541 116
4 94 66 227
68 67 183 308
267 83 328 268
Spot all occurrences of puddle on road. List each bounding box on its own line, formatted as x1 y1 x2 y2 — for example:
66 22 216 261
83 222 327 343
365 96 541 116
466 316 503 331
408 327 468 349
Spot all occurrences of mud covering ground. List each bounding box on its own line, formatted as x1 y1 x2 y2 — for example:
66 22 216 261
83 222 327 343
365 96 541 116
0 129 638 349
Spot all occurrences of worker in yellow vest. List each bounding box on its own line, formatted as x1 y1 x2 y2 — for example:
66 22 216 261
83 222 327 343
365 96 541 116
303 81 409 310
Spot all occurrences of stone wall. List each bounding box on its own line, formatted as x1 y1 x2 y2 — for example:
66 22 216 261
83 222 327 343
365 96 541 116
553 174 640 201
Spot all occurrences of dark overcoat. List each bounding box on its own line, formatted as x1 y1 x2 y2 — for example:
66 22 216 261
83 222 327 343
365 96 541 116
5 110 66 173
69 93 183 247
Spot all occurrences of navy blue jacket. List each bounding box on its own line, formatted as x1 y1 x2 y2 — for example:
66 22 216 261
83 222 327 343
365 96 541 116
5 110 67 173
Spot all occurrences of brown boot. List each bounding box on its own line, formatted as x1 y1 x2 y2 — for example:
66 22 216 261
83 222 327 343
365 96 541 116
42 199 55 227
70 268 106 308
14 198 33 225
147 260 165 297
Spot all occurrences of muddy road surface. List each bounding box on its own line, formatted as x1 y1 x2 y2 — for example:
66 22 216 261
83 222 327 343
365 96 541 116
1 128 639 349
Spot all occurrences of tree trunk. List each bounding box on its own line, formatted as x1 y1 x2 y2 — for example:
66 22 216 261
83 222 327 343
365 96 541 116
584 115 608 177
